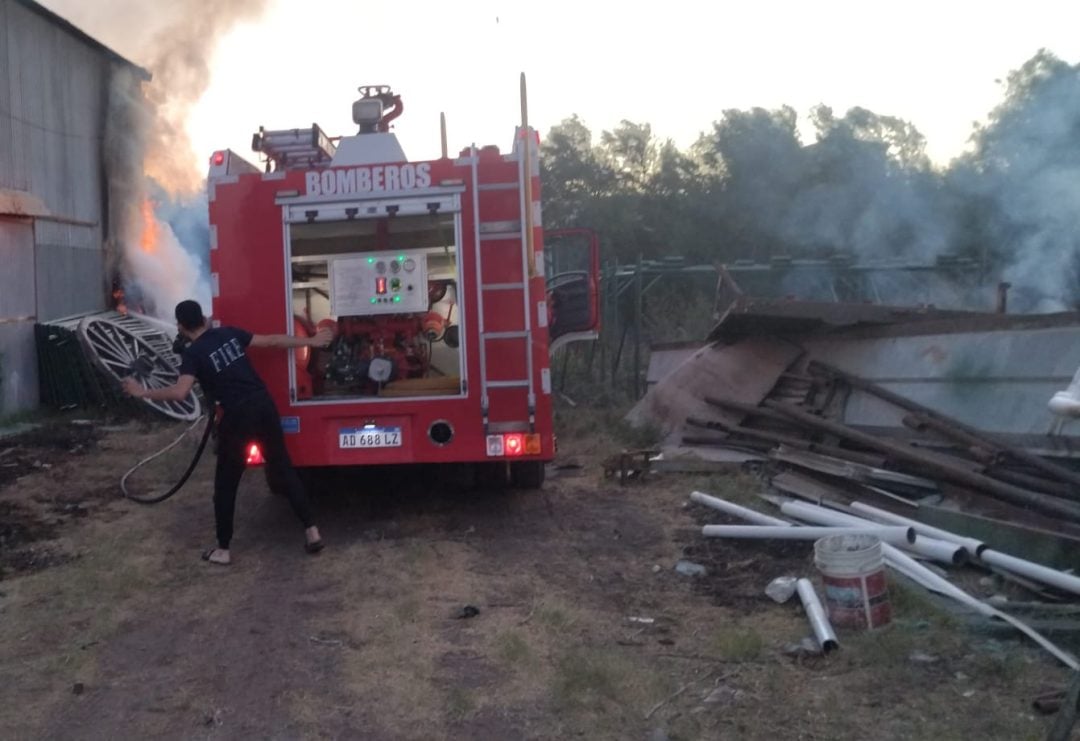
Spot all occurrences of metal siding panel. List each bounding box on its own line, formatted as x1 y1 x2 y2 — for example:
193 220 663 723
76 55 105 224
0 219 35 316
804 329 1080 436
0 1 12 192
4 2 107 224
6 2 30 191
0 322 38 413
0 218 39 409
34 221 104 320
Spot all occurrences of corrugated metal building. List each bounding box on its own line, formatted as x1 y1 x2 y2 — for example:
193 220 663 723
0 0 147 413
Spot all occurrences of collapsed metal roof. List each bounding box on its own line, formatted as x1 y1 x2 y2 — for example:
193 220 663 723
708 265 1080 341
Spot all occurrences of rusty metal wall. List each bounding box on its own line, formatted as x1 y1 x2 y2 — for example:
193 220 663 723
0 0 114 413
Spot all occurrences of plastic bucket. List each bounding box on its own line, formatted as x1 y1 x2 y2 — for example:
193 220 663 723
813 534 891 630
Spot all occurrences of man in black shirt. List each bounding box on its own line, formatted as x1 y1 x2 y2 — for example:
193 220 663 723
122 300 333 565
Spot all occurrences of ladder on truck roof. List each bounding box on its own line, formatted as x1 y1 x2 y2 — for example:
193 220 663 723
469 135 540 434
252 124 338 171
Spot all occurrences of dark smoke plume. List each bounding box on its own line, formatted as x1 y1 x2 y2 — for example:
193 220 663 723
41 0 269 316
43 0 270 192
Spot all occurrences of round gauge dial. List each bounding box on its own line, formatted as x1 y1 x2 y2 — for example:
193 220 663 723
390 260 401 274
403 258 416 273
375 261 387 274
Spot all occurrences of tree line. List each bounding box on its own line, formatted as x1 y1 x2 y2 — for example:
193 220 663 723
539 50 1080 311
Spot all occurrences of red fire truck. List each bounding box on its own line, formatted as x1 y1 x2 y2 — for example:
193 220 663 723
205 84 599 488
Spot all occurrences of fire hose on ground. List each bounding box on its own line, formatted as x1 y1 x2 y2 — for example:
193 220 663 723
119 412 214 504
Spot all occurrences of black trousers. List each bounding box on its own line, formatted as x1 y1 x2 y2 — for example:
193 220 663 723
214 393 314 548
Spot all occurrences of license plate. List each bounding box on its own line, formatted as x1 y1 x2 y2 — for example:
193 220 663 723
339 427 402 449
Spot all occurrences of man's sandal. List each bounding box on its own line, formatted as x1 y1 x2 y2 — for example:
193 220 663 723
201 547 230 565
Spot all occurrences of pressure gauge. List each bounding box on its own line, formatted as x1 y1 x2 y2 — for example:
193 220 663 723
390 259 401 274
403 258 416 273
375 261 387 274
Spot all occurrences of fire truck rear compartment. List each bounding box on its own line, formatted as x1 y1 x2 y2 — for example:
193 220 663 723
289 210 463 402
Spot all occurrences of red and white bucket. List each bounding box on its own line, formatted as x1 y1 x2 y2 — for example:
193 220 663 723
813 534 891 630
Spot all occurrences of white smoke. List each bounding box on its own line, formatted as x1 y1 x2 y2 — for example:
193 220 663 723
128 216 212 318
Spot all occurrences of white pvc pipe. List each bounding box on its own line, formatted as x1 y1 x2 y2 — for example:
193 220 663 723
690 491 791 526
849 501 1080 599
902 534 969 566
979 549 1080 599
774 499 1080 670
796 578 839 653
780 500 967 566
702 524 916 546
849 501 985 557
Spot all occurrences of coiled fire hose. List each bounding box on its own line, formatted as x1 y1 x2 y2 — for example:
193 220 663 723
119 348 215 504
119 412 214 504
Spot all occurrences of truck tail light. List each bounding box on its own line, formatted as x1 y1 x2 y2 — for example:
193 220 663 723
486 433 542 457
524 434 542 455
246 442 265 466
504 433 525 456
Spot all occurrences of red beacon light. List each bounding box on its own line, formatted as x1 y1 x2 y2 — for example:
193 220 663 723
211 150 227 167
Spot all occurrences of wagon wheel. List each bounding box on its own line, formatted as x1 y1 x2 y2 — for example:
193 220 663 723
77 316 202 421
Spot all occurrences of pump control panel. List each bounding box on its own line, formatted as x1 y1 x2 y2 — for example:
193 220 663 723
329 249 429 316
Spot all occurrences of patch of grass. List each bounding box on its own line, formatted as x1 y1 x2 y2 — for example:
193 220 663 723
710 628 764 661
495 630 534 666
687 471 762 504
888 579 961 629
536 603 576 634
969 646 1027 680
554 404 661 459
445 686 476 721
844 624 920 666
551 651 623 710
401 540 432 571
612 417 662 450
392 596 420 624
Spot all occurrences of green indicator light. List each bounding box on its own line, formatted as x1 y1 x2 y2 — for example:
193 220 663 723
367 258 374 264
398 255 405 261
393 295 401 303
370 297 377 304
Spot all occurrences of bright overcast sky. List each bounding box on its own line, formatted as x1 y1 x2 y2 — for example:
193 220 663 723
44 0 1080 172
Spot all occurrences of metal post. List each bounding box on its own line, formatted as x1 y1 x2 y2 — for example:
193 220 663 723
440 112 448 159
633 253 643 398
610 257 620 384
598 262 607 387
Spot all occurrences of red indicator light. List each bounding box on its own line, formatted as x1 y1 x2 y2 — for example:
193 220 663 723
376 276 387 295
504 433 525 456
211 150 226 166
245 442 265 465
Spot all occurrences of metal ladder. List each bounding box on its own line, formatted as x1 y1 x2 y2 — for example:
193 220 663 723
469 140 538 433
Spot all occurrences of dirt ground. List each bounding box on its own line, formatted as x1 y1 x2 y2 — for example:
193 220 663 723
0 409 1076 740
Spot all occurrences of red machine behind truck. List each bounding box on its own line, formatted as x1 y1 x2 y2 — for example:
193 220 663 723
205 84 600 489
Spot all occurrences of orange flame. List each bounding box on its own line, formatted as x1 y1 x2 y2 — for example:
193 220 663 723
140 199 159 253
